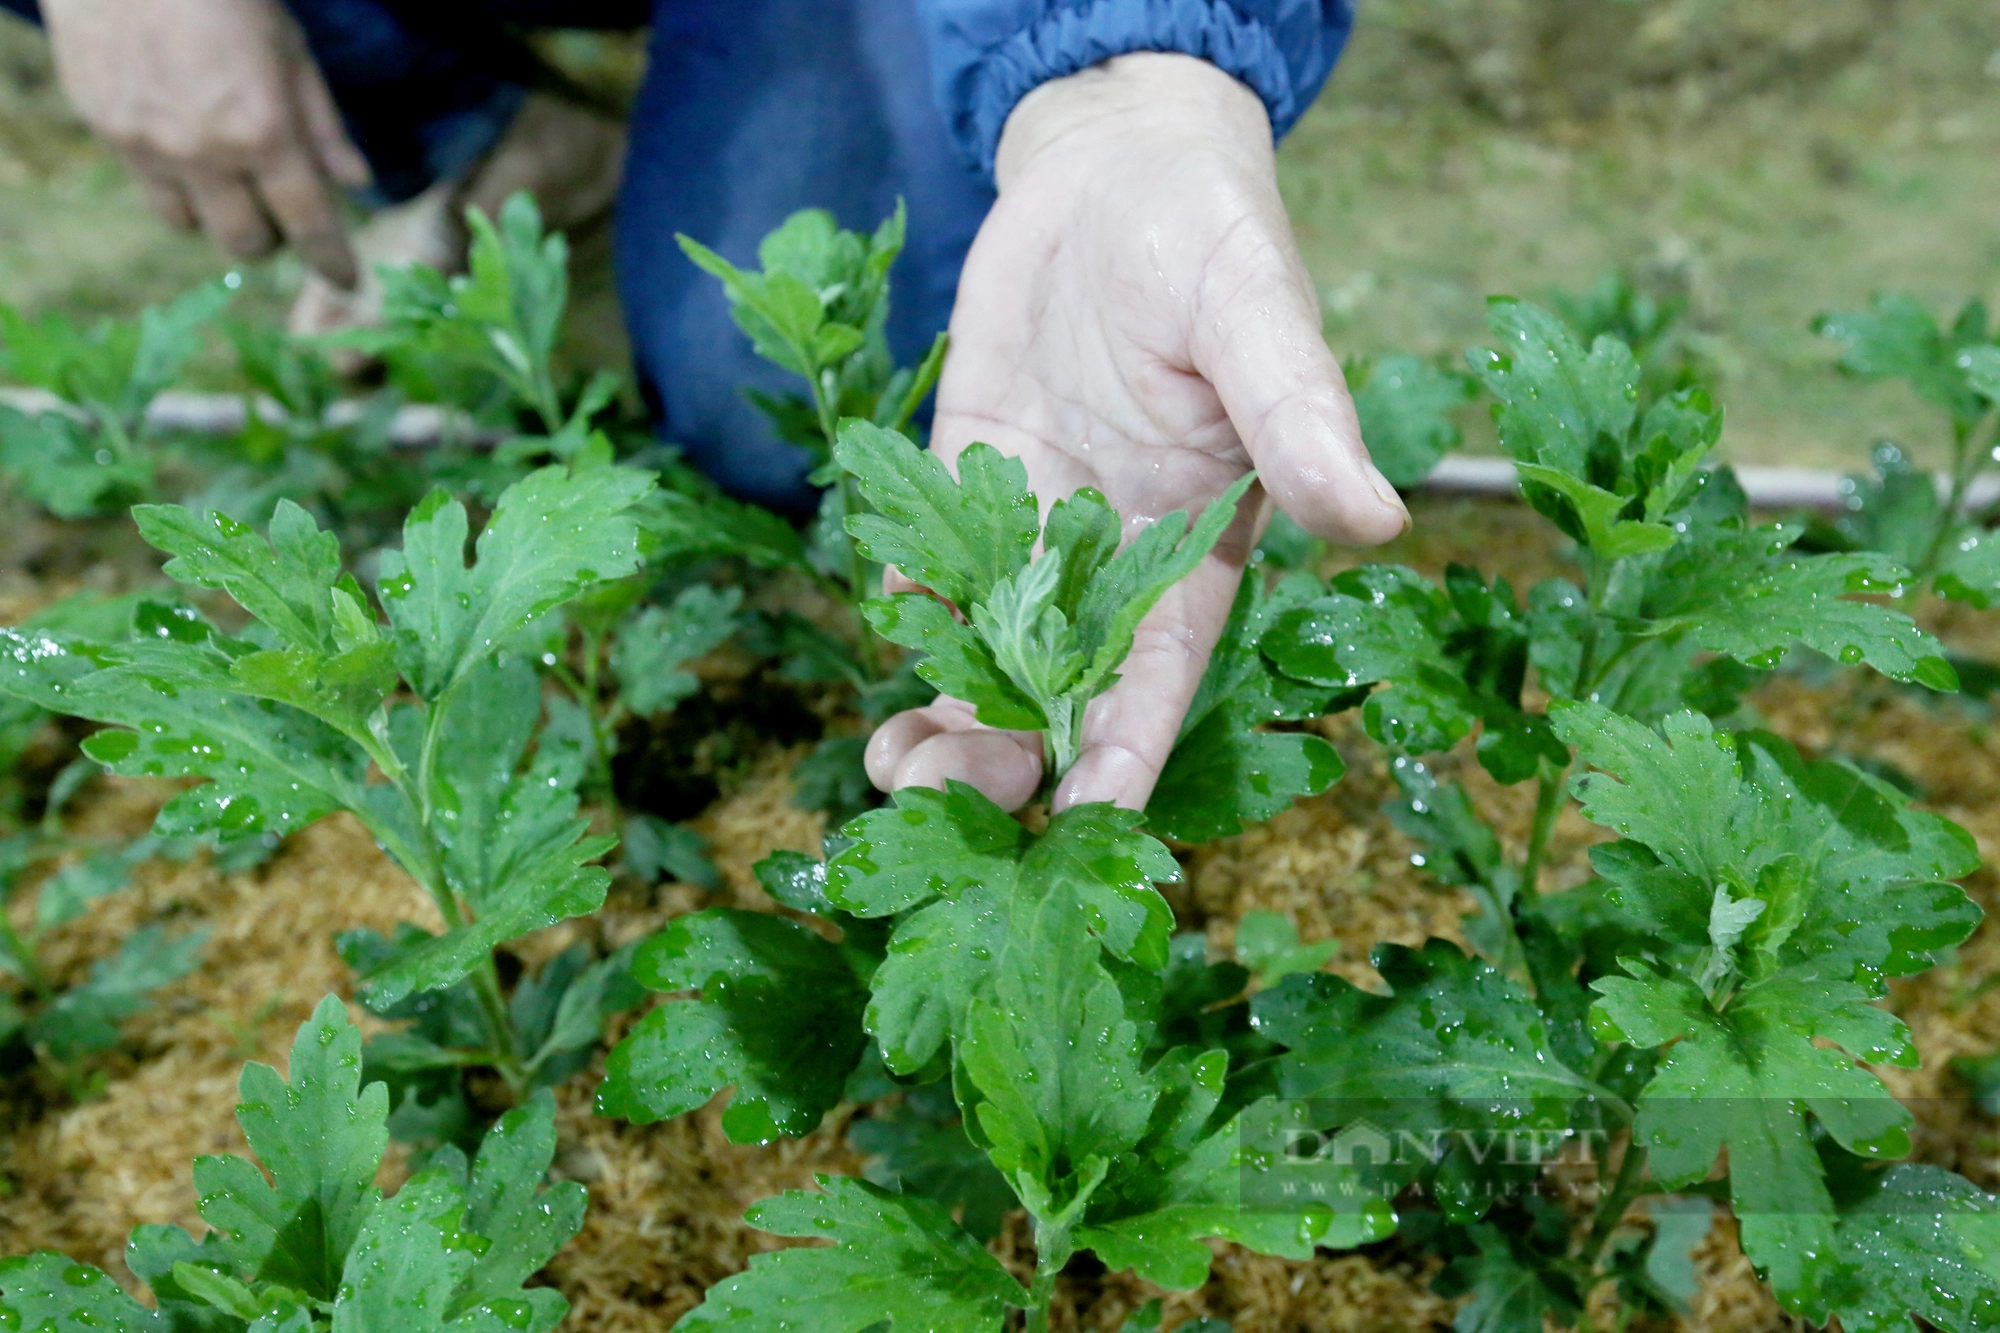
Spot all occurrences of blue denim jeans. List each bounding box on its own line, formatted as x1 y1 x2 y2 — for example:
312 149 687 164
1 0 995 509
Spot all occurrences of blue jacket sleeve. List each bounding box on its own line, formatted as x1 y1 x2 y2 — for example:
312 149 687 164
916 0 1354 178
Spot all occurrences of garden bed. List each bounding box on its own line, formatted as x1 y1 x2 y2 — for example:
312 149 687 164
6 492 1996 1332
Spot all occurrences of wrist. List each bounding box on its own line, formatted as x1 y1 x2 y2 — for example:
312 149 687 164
994 52 1272 191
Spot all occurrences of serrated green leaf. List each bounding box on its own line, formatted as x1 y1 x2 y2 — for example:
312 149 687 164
1148 711 1342 845
193 995 389 1300
1589 962 1910 1305
226 641 399 738
378 465 653 700
1634 389 1724 521
1258 940 1588 1222
1 629 371 844
863 593 1045 731
327 1168 472 1333
1559 706 1743 880
837 423 1038 609
828 785 1178 1073
827 782 1027 917
125 1223 244 1330
1642 524 1954 688
1557 703 1980 978
638 488 807 571
960 890 1156 1214
134 501 345 653
349 658 613 1007
1042 488 1121 618
971 549 1083 716
671 1175 1026 1332
863 883 1008 1075
1262 565 1477 754
1021 803 1178 971
1352 354 1476 488
1075 1098 1361 1290
0 1252 165 1331
1070 474 1256 699
167 1260 265 1320
431 656 608 917
597 908 868 1143
1234 911 1337 986
517 942 644 1080
1148 570 1348 843
1513 463 1677 559
1816 293 1987 428
359 854 610 1010
611 584 741 715
1935 527 2000 608
455 1089 585 1316
1257 940 1605 1116
1805 1163 2000 1333
979 925 1369 1291
1468 298 1640 474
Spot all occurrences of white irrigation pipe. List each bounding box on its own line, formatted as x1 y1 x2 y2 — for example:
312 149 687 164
7 387 1996 515
0 387 471 449
1416 456 2000 514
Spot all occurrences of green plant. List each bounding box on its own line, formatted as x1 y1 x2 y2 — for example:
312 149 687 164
0 827 204 1084
1809 293 2000 612
1344 352 1479 489
1549 271 1715 410
358 192 606 442
603 298 2000 1332
192 317 519 544
0 457 655 1137
680 206 950 813
0 592 251 1088
0 281 231 516
598 420 1364 1330
1237 297 1995 1330
0 993 586 1331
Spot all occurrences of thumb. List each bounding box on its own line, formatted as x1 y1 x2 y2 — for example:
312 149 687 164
1192 235 1409 547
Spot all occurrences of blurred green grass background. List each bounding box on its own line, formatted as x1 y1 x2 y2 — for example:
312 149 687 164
2 0 1995 469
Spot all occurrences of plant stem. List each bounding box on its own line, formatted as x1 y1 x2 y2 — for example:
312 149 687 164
1520 758 1569 903
839 475 885 681
527 360 566 438
1581 1140 1648 1269
1022 1272 1058 1333
1920 407 1998 577
579 627 623 797
356 701 525 1088
804 363 887 682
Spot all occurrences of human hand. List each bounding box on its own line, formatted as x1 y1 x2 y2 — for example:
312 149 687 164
865 52 1409 815
41 0 369 286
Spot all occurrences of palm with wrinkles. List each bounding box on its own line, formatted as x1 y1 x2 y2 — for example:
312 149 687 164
867 53 1409 815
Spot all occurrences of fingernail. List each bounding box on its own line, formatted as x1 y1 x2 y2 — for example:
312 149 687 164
1366 464 1411 526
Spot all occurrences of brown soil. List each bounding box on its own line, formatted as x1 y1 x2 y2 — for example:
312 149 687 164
4 493 1998 1332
